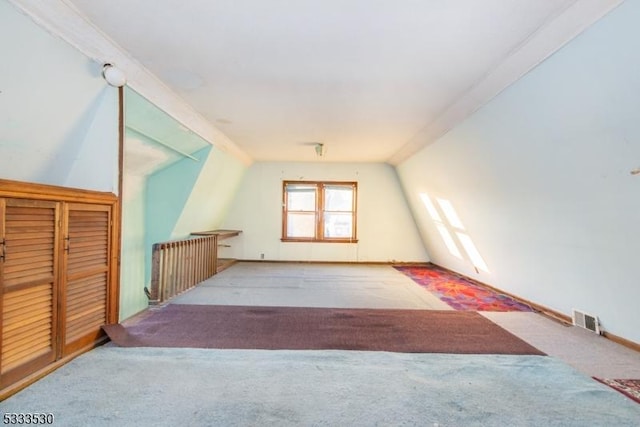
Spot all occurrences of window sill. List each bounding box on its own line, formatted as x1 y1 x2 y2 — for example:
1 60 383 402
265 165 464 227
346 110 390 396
281 238 359 243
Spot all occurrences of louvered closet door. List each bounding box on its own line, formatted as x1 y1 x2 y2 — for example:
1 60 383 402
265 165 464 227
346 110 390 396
0 199 59 388
61 203 111 356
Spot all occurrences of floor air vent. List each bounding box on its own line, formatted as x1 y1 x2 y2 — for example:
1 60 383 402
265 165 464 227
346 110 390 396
572 309 601 334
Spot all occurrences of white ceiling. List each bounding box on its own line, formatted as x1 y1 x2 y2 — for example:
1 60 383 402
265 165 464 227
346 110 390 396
14 0 622 164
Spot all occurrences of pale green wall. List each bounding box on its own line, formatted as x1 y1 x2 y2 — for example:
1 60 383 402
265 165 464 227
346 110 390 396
119 175 148 320
119 140 248 321
144 146 212 284
119 140 212 320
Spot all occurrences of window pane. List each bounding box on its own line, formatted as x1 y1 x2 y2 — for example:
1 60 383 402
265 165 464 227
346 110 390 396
283 181 357 242
324 186 353 211
324 212 353 238
287 185 316 211
287 213 316 238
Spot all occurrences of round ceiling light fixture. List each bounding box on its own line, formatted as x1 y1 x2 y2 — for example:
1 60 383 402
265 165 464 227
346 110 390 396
102 63 127 87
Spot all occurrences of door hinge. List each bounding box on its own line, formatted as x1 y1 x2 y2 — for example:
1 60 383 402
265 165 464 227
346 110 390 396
64 236 70 253
0 238 5 262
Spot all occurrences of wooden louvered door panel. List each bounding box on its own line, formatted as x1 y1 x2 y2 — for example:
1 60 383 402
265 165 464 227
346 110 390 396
0 199 59 389
61 203 111 356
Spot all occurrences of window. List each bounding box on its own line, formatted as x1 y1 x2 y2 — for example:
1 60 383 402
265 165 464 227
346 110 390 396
282 181 357 242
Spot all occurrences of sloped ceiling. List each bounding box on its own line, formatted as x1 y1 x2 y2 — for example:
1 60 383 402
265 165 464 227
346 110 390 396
124 88 210 177
11 0 623 164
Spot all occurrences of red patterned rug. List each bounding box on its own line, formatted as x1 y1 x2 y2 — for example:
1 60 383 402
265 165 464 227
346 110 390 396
395 264 533 312
594 378 640 404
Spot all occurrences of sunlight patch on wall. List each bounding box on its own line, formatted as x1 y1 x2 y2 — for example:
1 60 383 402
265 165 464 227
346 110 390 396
456 232 490 273
436 198 465 230
420 193 442 221
435 223 462 259
419 192 489 273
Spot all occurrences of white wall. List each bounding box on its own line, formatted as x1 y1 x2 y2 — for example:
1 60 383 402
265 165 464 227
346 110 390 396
397 0 640 343
0 0 118 193
222 162 428 262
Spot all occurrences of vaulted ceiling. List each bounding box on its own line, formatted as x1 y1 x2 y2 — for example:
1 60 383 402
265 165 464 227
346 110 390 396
14 0 622 163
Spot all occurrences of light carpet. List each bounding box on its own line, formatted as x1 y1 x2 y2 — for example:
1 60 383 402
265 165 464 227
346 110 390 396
1 346 639 426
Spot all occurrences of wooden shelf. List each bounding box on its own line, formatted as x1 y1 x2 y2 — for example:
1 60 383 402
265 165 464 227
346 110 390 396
191 229 241 239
